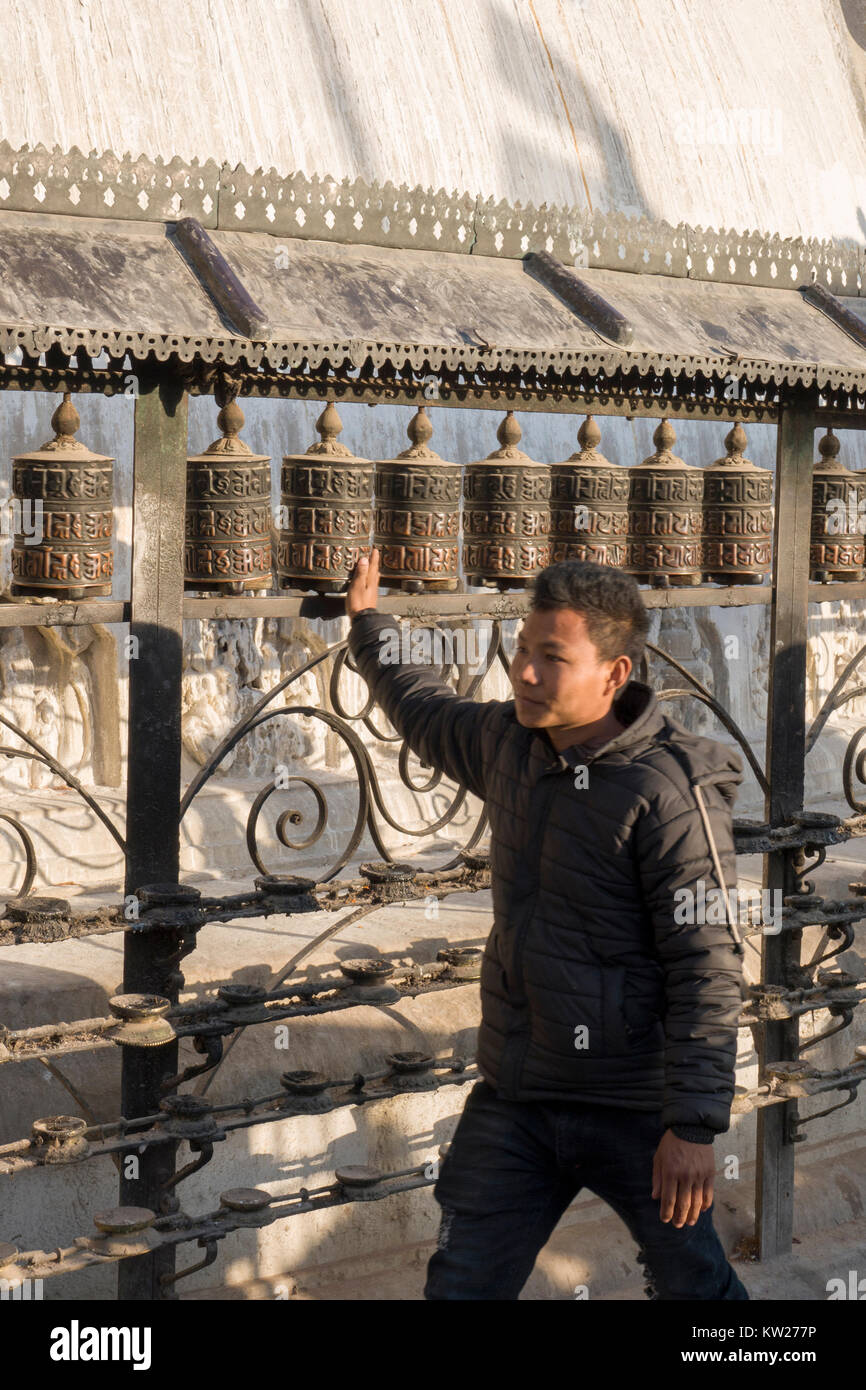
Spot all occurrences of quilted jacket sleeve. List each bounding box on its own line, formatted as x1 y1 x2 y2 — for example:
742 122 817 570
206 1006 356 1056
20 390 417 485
633 760 745 1138
347 609 507 803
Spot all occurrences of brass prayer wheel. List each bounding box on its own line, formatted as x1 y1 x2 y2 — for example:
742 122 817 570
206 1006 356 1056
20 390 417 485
549 415 629 567
11 392 114 599
463 412 551 590
277 400 373 594
810 428 866 582
702 420 773 584
626 419 703 586
373 406 460 591
185 397 271 592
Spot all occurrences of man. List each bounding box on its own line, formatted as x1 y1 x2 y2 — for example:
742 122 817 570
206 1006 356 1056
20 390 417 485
346 548 749 1301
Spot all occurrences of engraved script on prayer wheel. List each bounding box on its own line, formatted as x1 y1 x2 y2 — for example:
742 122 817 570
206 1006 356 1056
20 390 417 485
373 406 460 591
12 393 114 599
185 397 272 592
463 412 551 590
549 415 629 567
277 401 373 594
626 419 703 586
703 420 773 584
810 428 866 582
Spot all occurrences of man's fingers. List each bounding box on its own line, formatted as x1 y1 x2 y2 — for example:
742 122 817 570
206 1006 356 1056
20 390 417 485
701 1177 714 1213
671 1181 693 1229
685 1183 704 1227
659 1173 679 1223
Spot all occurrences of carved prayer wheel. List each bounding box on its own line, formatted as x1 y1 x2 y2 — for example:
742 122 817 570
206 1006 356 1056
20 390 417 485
11 393 114 599
703 420 773 584
185 397 271 592
373 406 460 591
277 400 373 594
549 415 629 566
626 419 703 586
810 428 866 582
463 412 551 590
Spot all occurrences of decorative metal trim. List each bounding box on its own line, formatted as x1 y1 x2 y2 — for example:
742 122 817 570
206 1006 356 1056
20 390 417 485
0 143 862 297
0 141 220 225
4 323 866 395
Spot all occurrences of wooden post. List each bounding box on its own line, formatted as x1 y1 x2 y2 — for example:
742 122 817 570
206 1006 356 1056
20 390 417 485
757 395 815 1258
118 370 188 1299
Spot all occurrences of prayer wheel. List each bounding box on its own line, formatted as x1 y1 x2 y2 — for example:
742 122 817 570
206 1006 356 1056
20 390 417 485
626 419 703 586
463 412 551 589
185 397 271 592
810 428 866 582
373 406 460 591
277 400 373 593
11 393 114 599
702 420 773 584
549 415 629 567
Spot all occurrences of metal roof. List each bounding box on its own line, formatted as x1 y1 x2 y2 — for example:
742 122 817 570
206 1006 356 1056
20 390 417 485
3 188 866 394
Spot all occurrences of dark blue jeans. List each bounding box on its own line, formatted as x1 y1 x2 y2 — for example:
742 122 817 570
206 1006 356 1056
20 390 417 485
424 1080 750 1301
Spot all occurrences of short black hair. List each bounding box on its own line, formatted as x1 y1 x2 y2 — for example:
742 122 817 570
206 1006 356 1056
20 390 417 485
528 560 649 670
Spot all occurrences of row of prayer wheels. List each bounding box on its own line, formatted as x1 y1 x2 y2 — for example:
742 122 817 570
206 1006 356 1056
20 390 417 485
8 397 866 598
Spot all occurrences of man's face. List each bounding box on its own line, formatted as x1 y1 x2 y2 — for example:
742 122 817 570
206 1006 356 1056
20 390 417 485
509 606 631 731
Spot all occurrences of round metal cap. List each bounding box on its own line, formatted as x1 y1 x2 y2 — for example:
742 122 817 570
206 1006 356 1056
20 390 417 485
387 1051 434 1073
109 994 171 1020
4 896 70 922
339 958 395 984
136 884 202 907
93 1206 155 1235
437 946 482 965
219 1188 272 1212
218 983 267 1006
335 1165 382 1188
32 1114 88 1142
254 875 317 895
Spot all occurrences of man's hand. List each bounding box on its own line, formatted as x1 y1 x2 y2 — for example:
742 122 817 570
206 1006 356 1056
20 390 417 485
346 547 381 619
651 1129 714 1227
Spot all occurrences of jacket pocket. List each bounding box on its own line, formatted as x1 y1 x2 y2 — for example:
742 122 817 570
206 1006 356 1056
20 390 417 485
602 965 629 1054
623 964 666 1044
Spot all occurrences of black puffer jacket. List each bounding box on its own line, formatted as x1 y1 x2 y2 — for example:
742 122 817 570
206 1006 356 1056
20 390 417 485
348 610 746 1140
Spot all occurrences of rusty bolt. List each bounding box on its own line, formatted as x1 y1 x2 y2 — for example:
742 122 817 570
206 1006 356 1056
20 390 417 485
281 1070 330 1095
31 1115 89 1163
437 945 483 979
339 958 395 985
457 849 490 870
387 1051 434 1074
358 861 417 884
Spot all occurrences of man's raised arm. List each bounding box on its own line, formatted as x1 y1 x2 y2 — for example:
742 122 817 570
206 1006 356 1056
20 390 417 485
345 550 507 802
